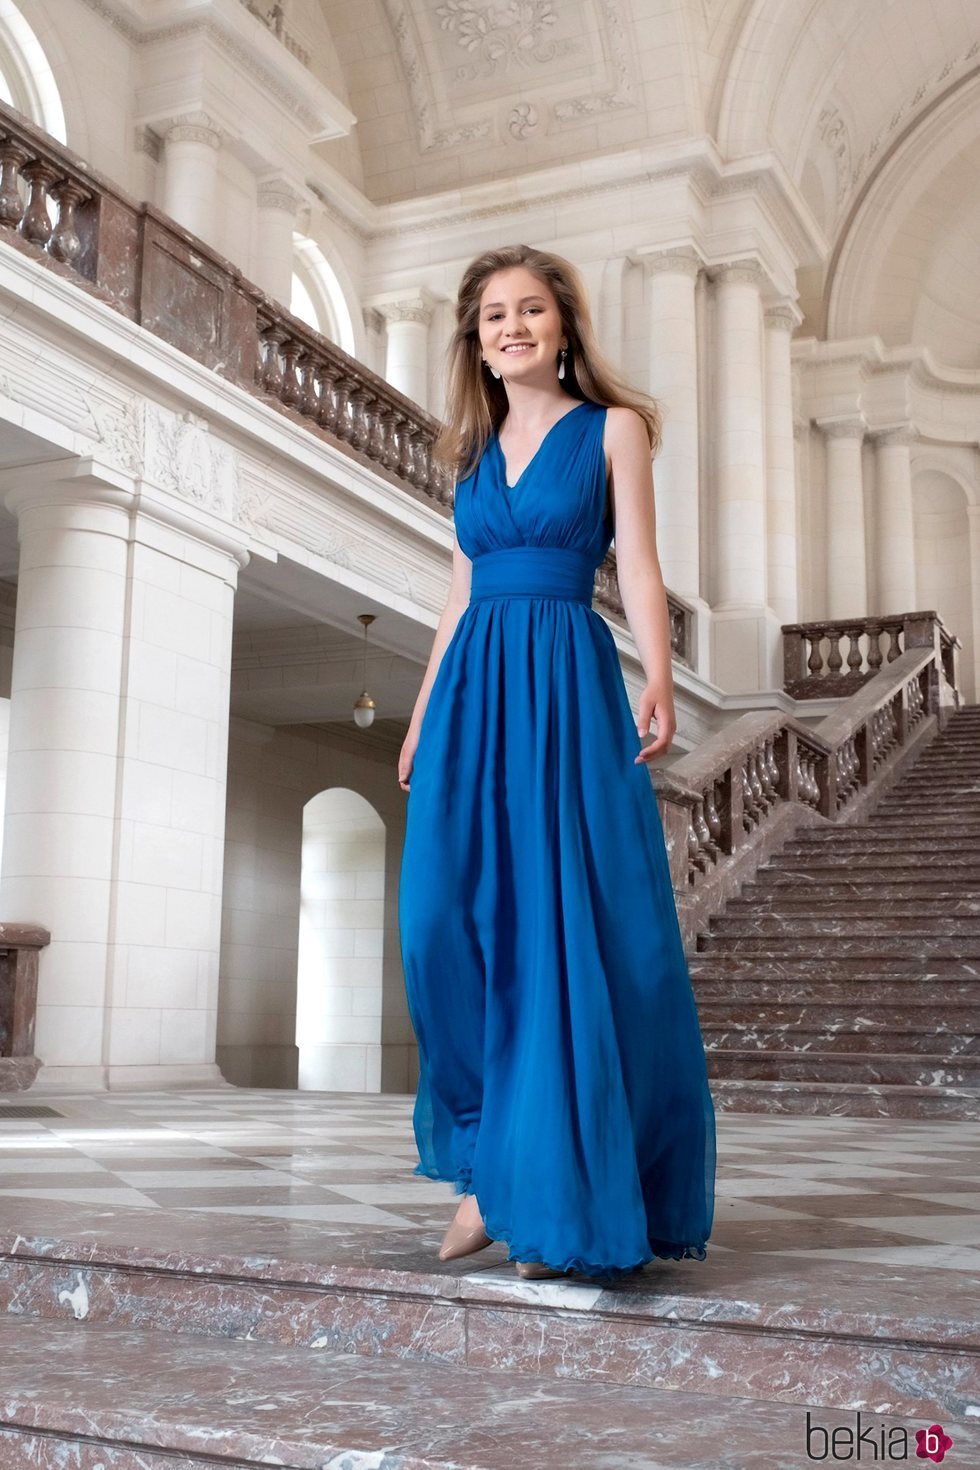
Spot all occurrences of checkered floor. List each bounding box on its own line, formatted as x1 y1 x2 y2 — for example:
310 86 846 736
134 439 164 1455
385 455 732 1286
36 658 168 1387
1 1089 978 1270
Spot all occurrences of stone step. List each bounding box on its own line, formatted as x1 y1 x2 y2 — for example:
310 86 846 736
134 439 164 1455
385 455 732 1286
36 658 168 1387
1 1200 978 1434
688 953 980 978
694 979 980 1007
799 823 980 846
696 935 980 958
770 853 980 873
698 1007 978 1043
723 896 980 916
780 835 980 853
862 814 980 829
709 1075 980 1119
706 1048 980 1088
4 1316 976 1470
707 915 980 938
753 862 980 885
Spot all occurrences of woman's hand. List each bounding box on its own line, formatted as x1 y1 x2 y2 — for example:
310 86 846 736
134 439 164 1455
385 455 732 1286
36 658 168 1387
634 685 676 763
398 729 419 792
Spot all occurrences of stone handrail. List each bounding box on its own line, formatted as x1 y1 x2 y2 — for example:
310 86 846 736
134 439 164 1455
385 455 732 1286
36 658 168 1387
0 922 50 1092
0 98 695 664
782 609 959 699
654 640 959 948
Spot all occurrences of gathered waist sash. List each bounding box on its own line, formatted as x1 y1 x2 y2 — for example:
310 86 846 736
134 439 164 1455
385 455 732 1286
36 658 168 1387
469 546 596 605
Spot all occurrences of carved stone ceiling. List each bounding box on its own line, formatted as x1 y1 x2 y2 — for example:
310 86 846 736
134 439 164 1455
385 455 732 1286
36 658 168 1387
317 0 643 202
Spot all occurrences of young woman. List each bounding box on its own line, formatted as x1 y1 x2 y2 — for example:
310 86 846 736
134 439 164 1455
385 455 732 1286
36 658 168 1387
397 244 716 1282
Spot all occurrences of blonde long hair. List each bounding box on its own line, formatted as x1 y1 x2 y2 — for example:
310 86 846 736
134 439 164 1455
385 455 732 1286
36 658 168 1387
434 244 663 481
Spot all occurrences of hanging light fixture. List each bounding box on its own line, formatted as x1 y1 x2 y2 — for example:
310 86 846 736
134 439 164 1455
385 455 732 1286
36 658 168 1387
353 613 377 728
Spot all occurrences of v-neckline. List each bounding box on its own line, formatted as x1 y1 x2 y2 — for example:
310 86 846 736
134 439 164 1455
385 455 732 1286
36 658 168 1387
494 400 590 490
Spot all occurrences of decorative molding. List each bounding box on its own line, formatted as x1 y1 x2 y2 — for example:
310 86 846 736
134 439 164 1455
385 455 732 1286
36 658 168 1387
164 111 224 150
870 427 918 449
637 246 703 280
256 178 305 214
79 0 345 137
845 42 980 201
818 418 866 442
367 286 439 328
552 0 636 123
710 260 768 290
764 303 801 333
386 0 493 153
508 102 539 139
80 395 143 474
141 403 240 518
436 0 567 74
133 125 162 162
817 103 851 210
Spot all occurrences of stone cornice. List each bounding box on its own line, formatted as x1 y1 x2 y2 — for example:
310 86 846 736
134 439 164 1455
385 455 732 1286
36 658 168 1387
84 0 354 142
816 418 866 442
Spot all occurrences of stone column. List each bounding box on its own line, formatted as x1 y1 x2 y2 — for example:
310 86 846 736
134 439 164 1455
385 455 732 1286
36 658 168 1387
764 303 801 625
0 459 248 1090
820 419 868 618
368 288 438 409
254 177 304 308
642 247 702 601
161 111 223 244
872 427 917 614
709 260 780 690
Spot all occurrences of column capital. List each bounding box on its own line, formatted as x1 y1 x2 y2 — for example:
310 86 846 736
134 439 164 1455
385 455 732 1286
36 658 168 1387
632 246 703 280
257 176 306 216
817 417 866 443
0 457 250 574
708 259 768 290
869 426 918 448
163 111 224 150
366 286 439 327
764 301 803 333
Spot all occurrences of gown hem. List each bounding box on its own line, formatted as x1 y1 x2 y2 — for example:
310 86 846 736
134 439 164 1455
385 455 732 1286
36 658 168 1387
413 1162 709 1281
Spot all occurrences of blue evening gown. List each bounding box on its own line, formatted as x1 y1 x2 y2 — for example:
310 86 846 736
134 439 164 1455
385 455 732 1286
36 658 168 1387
398 398 716 1280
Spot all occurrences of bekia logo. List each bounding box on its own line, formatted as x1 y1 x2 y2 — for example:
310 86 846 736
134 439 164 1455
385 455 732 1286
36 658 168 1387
805 1411 954 1461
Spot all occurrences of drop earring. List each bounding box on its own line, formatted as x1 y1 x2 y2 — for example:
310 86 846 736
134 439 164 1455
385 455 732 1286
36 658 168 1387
483 357 501 381
557 346 567 381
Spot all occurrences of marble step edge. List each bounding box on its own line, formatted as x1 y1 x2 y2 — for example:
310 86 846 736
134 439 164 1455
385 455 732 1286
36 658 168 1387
695 937 980 953
3 1213 978 1356
768 857 980 871
3 1318 977 1470
778 839 980 852
706 1049 980 1079
725 893 975 905
757 862 980 876
694 987 980 1006
706 918 980 935
687 958 980 970
709 1075 980 1120
699 1021 978 1044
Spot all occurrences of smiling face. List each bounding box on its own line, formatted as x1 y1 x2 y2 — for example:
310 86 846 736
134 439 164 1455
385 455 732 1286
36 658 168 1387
477 266 567 385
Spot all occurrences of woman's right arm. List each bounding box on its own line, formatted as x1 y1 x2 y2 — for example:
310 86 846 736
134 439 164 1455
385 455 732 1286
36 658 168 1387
398 533 472 792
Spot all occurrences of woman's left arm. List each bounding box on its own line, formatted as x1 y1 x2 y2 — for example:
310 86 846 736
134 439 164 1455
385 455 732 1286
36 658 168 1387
604 405 677 763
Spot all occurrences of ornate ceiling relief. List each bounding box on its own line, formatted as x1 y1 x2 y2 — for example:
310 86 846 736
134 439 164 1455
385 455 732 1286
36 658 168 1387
382 0 638 155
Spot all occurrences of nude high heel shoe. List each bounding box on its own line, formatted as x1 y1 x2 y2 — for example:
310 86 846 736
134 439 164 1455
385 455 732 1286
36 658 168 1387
438 1198 493 1262
514 1259 568 1279
438 1220 493 1261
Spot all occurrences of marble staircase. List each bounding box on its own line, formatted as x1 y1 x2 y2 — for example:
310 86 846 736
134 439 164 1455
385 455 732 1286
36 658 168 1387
694 703 980 1120
1 1177 978 1469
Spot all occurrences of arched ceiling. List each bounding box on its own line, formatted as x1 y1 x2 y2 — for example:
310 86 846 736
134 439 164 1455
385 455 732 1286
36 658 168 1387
311 0 980 365
314 0 700 204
